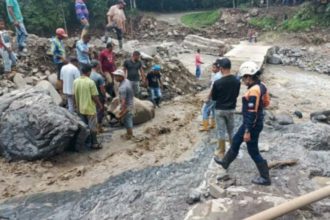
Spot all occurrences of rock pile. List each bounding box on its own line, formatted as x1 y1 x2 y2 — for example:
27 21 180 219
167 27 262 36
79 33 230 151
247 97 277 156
0 88 88 161
182 35 230 56
267 46 330 75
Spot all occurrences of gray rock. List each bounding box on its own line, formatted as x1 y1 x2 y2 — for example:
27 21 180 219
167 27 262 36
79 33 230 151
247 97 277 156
275 113 294 125
0 88 88 161
268 54 282 65
294 111 303 119
47 73 58 88
250 8 259 17
13 73 28 89
36 80 63 105
186 189 201 205
311 110 330 124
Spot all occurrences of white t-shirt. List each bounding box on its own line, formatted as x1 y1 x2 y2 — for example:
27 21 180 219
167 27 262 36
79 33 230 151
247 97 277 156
210 72 222 88
60 63 80 95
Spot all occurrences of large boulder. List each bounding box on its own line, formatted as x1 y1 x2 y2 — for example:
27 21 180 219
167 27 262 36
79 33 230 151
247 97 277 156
182 35 229 56
13 73 28 89
267 54 283 65
108 97 155 125
36 80 63 105
0 88 88 161
311 110 330 124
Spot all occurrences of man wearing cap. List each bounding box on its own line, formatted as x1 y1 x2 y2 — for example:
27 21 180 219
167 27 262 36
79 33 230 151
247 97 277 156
214 61 271 186
211 58 241 159
60 56 80 113
6 0 28 55
146 65 163 107
75 0 89 38
106 0 127 49
51 28 68 81
74 64 103 150
113 69 134 140
123 51 145 98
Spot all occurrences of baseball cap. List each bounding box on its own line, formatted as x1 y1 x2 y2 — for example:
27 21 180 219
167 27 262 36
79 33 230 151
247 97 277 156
152 65 161 71
217 58 231 69
113 69 125 77
56 28 68 38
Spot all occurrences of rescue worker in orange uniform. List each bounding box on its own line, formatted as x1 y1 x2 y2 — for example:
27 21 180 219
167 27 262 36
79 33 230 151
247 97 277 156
214 61 271 186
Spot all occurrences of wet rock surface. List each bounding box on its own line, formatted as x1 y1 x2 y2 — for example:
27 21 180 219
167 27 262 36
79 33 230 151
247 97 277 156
0 143 213 220
0 88 88 161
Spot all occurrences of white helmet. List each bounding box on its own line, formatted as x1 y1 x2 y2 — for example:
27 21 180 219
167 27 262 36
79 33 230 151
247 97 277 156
239 61 259 77
113 69 125 77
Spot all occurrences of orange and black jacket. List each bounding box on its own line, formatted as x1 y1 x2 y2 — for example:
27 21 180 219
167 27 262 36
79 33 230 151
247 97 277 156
242 81 270 132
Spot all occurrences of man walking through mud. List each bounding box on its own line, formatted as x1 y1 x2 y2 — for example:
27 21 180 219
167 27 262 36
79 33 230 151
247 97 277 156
113 69 134 140
212 58 241 158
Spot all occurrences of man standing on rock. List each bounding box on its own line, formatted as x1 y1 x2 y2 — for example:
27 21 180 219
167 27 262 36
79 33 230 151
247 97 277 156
113 69 134 140
211 58 241 158
123 51 145 98
195 49 204 79
199 61 222 132
90 60 107 133
74 64 103 149
214 61 271 186
106 0 127 49
99 42 116 97
76 34 91 67
51 28 68 81
75 0 89 38
60 57 80 113
6 0 28 55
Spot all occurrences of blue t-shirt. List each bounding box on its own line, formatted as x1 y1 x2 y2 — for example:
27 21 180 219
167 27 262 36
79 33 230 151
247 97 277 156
76 39 90 64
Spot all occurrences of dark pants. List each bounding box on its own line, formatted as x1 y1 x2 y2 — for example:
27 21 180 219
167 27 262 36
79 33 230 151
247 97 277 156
229 123 265 164
106 26 123 41
56 63 65 80
97 97 105 124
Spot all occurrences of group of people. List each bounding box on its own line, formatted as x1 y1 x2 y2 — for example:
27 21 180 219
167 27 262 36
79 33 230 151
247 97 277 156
200 57 272 186
50 0 164 148
0 0 28 76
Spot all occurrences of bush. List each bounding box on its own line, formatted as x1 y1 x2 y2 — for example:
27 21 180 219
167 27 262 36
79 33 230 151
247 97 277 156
281 17 316 31
248 17 276 30
181 10 220 29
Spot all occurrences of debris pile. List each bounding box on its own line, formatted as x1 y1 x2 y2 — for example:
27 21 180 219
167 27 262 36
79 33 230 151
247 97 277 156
267 46 330 75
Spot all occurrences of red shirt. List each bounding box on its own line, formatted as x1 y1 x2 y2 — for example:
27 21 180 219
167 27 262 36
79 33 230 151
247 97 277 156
99 49 116 73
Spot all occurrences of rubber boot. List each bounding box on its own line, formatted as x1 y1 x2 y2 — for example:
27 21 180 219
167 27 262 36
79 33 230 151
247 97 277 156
214 149 237 169
91 131 102 149
119 40 123 49
216 140 226 158
252 161 271 186
209 119 216 129
199 120 209 132
155 98 161 107
126 128 133 140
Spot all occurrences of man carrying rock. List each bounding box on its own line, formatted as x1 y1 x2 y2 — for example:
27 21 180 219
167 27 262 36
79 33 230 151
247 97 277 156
75 0 89 38
60 56 80 113
76 34 91 67
90 60 107 133
113 69 134 140
6 0 28 55
74 64 103 149
123 51 145 98
106 0 127 49
211 58 241 158
99 42 116 97
51 28 68 81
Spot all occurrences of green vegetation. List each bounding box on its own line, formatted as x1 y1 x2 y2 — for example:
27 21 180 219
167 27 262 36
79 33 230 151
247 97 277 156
280 2 330 31
248 17 276 31
181 10 220 29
